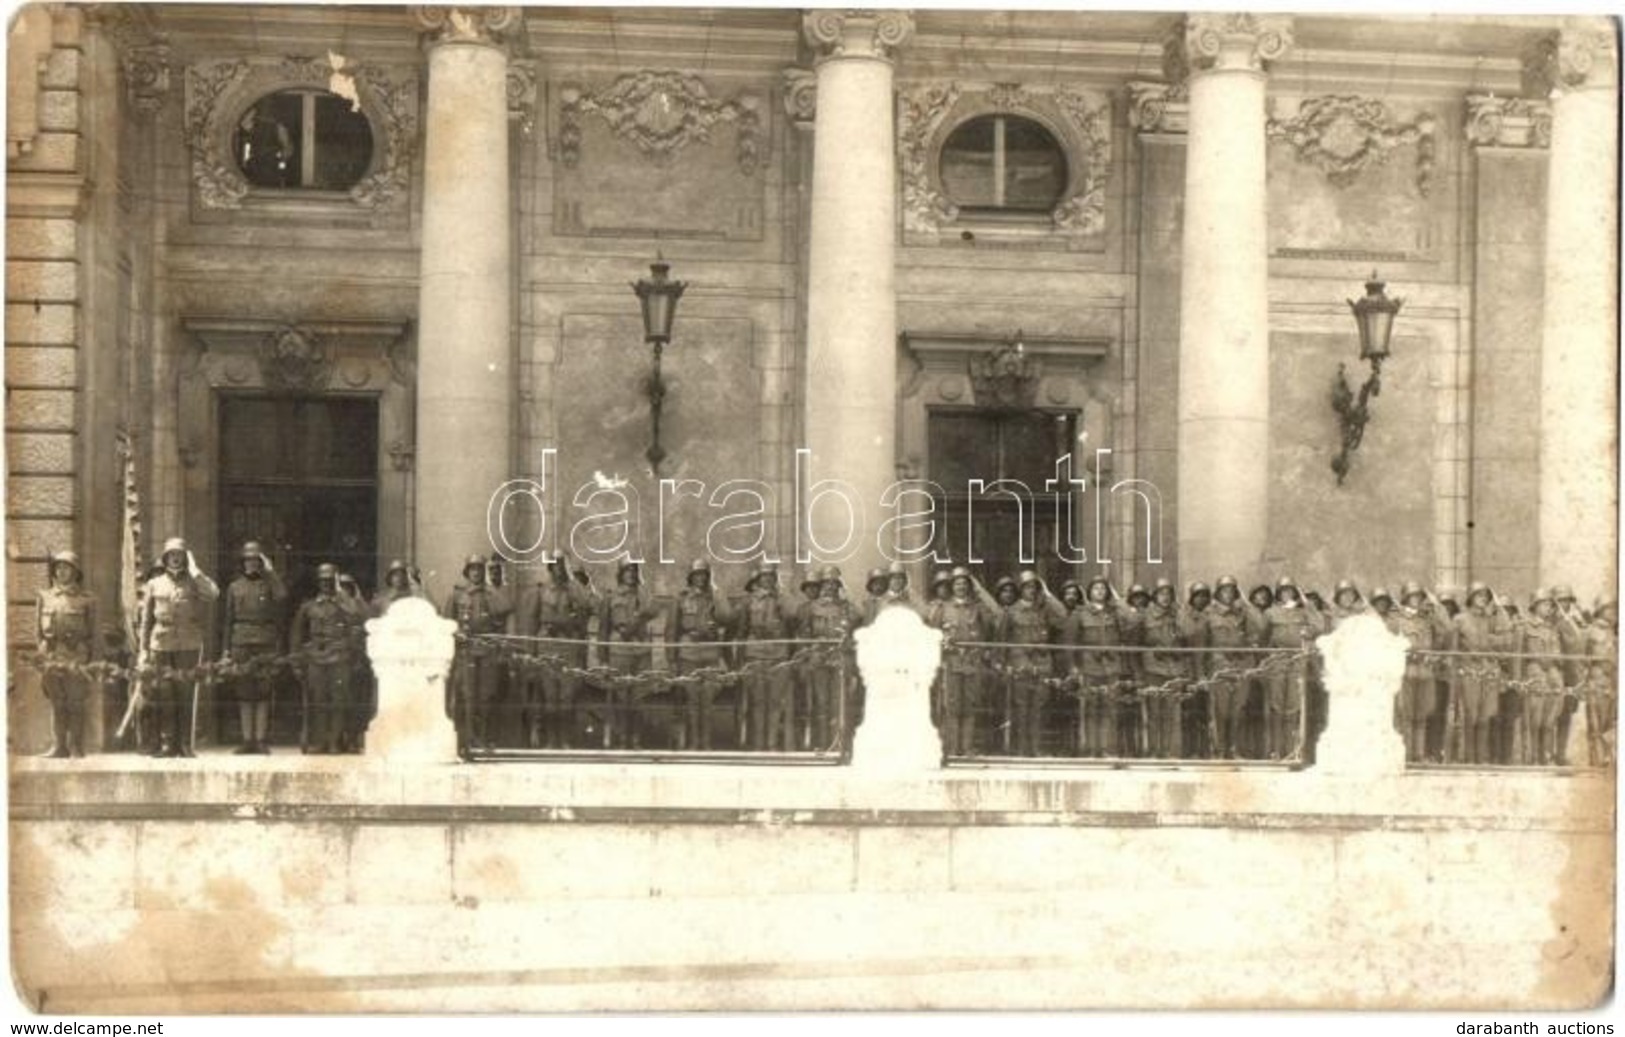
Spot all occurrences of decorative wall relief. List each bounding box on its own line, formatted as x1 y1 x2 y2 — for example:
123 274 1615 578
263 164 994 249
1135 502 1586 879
257 325 332 391
183 55 418 216
558 71 763 175
550 70 767 240
1265 95 1447 268
897 80 1113 250
1266 95 1437 197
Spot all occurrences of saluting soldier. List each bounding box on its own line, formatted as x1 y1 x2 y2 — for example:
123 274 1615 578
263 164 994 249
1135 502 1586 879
1204 576 1251 760
290 563 366 754
1139 578 1188 759
802 565 859 750
371 559 423 615
1385 583 1442 763
739 562 795 751
1116 584 1154 758
596 558 658 750
885 561 920 615
1519 588 1569 766
222 541 287 755
1259 577 1317 761
1582 598 1617 766
999 570 1066 757
928 567 999 756
1450 582 1512 766
1064 574 1122 758
860 568 891 627
443 553 514 756
668 559 734 751
1180 582 1214 759
137 538 220 759
521 551 595 749
36 550 98 758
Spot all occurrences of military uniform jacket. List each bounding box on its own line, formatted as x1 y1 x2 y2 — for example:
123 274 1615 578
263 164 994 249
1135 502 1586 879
929 597 993 675
444 582 513 637
1386 607 1441 678
140 570 221 654
531 580 594 639
1139 604 1188 680
1518 619 1565 688
225 572 287 649
670 587 733 667
1584 624 1616 687
38 585 97 661
1452 608 1511 673
1263 603 1319 651
1556 613 1589 686
740 591 793 662
1203 602 1251 675
1000 597 1064 672
292 593 365 664
1064 602 1123 679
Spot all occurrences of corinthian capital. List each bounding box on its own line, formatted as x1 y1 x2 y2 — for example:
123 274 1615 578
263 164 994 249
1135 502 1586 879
412 6 520 48
1164 13 1293 81
801 9 915 62
1523 23 1618 97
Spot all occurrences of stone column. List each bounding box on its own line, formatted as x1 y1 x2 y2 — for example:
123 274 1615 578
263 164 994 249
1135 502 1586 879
799 10 912 572
1168 14 1291 582
412 6 517 592
1527 24 1619 603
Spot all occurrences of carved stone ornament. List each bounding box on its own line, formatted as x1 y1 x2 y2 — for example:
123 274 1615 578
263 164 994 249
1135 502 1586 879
1267 96 1437 197
1126 81 1188 134
1464 94 1552 150
558 71 765 176
258 325 332 391
411 6 520 47
507 59 539 134
782 68 816 127
86 5 172 115
801 10 916 62
183 55 418 211
898 81 1113 237
1164 13 1293 82
1522 25 1618 98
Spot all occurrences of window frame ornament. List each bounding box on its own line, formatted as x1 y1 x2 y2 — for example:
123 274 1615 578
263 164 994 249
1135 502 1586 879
184 56 418 216
899 80 1112 248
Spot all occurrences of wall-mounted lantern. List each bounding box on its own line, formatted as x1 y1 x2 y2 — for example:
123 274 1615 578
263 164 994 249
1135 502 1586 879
631 256 686 474
1331 273 1402 485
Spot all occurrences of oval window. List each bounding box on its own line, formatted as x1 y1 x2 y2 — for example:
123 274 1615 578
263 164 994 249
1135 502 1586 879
939 114 1068 214
234 89 374 191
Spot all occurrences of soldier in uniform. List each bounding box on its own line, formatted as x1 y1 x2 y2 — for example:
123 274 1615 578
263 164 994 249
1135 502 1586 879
885 562 919 614
1519 588 1568 766
668 559 733 751
1203 576 1251 760
739 562 795 751
1139 578 1189 759
860 567 892 627
1180 581 1214 758
999 571 1066 757
522 551 594 749
443 553 513 756
137 537 220 758
1331 580 1367 624
927 567 999 756
1386 582 1442 763
1063 575 1121 758
596 558 658 749
1259 577 1317 761
1242 582 1276 759
36 550 98 758
371 559 423 614
222 541 287 754
290 563 366 754
801 565 859 750
1116 584 1153 758
1451 582 1511 766
1582 598 1617 766
1552 585 1588 765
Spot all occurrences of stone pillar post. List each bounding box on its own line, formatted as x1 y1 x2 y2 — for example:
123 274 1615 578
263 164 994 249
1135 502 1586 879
365 598 459 764
1314 614 1407 777
1169 14 1291 581
412 6 517 593
1527 24 1619 603
852 604 944 772
799 10 913 573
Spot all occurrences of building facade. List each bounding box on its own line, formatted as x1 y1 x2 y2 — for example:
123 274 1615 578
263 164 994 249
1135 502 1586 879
5 6 1619 739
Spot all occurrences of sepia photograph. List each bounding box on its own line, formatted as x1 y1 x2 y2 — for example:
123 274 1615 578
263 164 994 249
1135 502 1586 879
2 0 1618 1018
